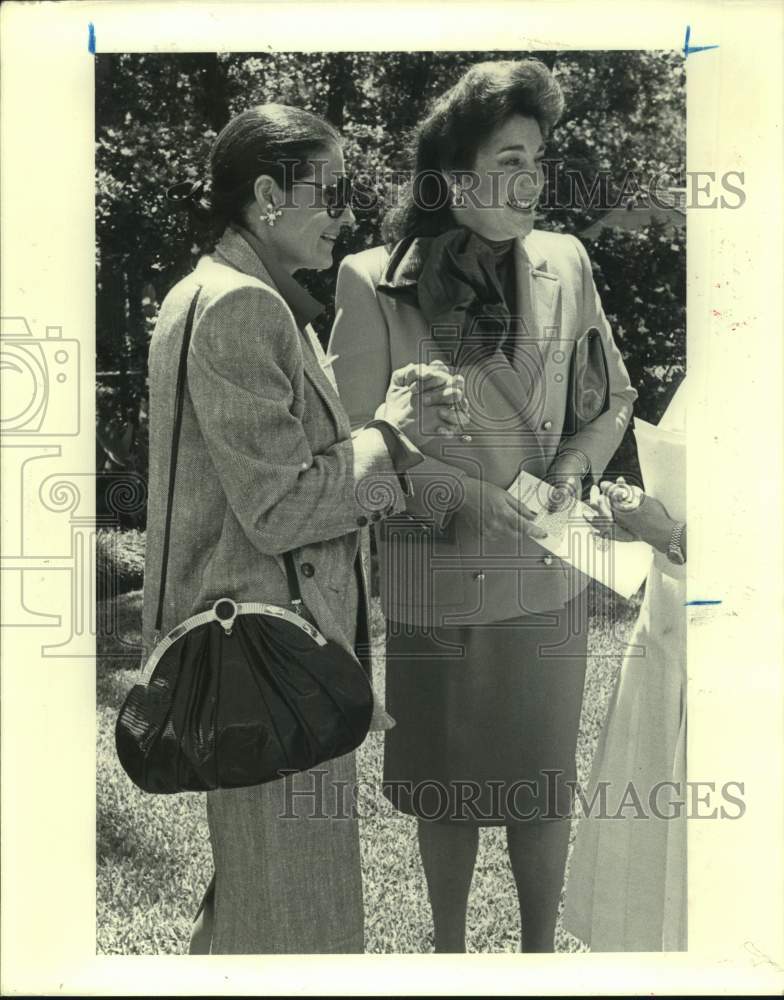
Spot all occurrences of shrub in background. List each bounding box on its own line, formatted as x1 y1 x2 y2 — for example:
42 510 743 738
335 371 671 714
97 528 146 597
96 50 685 519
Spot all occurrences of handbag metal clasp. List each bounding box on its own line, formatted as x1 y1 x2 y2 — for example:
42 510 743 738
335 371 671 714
213 598 238 635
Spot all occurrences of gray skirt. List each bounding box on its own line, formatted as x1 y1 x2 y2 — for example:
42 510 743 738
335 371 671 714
203 750 363 954
383 592 589 824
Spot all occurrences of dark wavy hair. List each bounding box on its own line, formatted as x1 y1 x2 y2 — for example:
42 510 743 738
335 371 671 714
179 103 340 234
382 59 564 244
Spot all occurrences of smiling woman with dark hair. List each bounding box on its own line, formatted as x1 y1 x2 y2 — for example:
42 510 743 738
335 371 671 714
384 57 564 242
329 60 637 953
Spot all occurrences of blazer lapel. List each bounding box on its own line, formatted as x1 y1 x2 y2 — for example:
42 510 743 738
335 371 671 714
300 323 351 437
513 233 562 365
212 227 351 437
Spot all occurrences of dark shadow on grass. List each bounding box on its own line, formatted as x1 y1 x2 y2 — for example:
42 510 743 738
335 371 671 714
97 589 143 663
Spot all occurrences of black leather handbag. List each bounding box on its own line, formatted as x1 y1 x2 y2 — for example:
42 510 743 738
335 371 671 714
563 325 611 437
115 286 374 794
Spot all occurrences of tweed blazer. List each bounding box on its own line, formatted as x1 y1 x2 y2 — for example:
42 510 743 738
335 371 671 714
140 227 409 692
328 229 638 625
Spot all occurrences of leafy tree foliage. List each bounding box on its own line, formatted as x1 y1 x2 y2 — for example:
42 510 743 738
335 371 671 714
96 51 685 518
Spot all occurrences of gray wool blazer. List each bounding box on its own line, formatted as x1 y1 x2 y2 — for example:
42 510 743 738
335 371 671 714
140 226 409 694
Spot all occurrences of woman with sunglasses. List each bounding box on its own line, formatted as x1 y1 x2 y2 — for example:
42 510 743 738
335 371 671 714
144 103 466 954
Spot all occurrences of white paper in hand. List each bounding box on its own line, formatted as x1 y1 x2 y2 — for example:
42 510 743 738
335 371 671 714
508 469 653 600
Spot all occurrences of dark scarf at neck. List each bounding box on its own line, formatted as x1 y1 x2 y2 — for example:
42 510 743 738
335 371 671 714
377 227 517 363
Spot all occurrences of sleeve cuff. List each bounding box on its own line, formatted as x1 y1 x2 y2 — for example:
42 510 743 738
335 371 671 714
363 418 424 496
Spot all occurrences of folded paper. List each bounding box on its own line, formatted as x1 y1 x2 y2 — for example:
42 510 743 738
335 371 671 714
508 469 653 600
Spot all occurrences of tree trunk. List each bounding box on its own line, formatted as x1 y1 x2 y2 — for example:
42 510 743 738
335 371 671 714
325 53 352 127
96 251 128 377
201 54 230 132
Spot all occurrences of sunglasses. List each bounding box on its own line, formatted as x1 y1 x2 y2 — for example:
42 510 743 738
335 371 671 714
290 176 354 219
256 160 354 219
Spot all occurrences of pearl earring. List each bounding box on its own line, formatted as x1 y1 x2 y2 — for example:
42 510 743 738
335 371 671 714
261 203 283 227
450 183 466 209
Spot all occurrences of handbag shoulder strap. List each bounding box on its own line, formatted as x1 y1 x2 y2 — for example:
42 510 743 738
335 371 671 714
154 284 303 632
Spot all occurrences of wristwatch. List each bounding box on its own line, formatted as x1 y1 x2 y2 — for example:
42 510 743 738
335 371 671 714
667 521 687 565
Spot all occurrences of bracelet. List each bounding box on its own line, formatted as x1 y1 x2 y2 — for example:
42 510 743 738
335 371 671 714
555 448 591 479
667 521 687 565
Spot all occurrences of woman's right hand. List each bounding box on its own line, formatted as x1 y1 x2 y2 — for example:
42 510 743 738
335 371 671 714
583 478 676 552
379 360 470 448
457 478 548 544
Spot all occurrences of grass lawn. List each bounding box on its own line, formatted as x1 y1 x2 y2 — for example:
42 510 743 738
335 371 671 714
97 584 639 955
